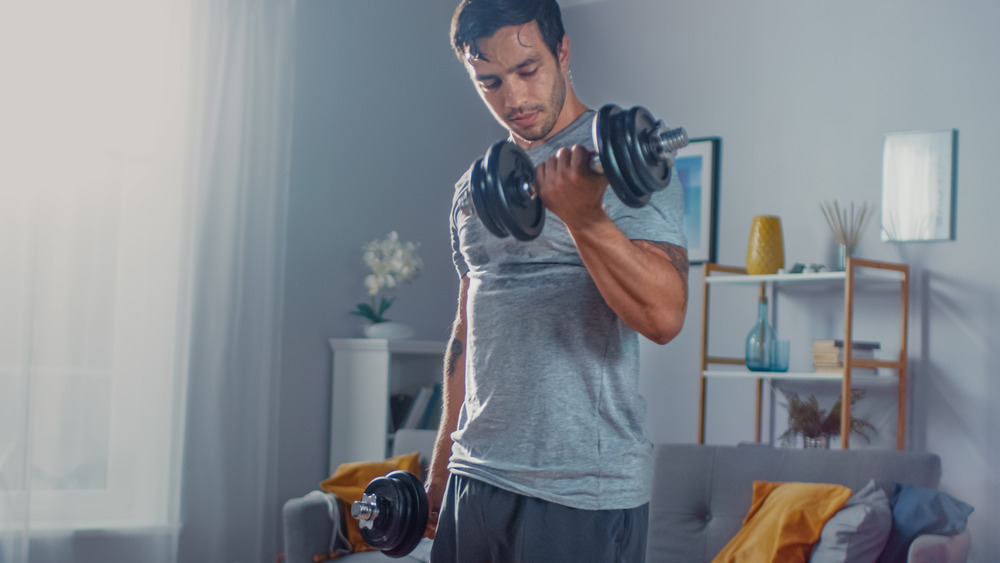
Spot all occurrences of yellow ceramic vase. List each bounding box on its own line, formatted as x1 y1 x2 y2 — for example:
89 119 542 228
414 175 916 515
746 215 785 275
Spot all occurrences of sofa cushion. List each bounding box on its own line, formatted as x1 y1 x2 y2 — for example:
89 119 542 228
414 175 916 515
712 481 852 562
320 451 422 555
810 478 892 563
876 484 974 563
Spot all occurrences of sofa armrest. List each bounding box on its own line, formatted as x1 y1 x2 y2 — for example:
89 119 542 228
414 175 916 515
282 491 351 563
907 530 971 563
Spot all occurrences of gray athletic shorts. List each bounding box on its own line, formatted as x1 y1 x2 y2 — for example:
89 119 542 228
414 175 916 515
430 473 649 563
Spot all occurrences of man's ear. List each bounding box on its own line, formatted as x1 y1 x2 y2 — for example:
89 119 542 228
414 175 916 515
557 34 571 70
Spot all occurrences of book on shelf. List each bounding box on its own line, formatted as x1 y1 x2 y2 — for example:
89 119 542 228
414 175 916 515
389 393 414 432
402 386 433 429
812 364 878 375
812 339 880 364
419 383 443 430
811 348 876 363
811 339 881 350
400 383 443 430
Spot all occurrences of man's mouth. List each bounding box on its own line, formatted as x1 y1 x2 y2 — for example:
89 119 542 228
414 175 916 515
509 111 539 128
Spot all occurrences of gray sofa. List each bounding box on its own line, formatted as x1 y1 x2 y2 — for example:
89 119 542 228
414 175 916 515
283 431 970 562
649 443 969 562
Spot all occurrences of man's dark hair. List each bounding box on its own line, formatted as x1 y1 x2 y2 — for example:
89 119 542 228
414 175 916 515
451 0 565 61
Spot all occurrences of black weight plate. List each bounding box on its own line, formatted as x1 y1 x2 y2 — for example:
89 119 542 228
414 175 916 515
480 145 515 238
469 156 508 238
484 140 544 241
382 470 429 558
623 105 671 193
594 104 634 207
381 478 413 556
608 107 652 208
359 476 406 550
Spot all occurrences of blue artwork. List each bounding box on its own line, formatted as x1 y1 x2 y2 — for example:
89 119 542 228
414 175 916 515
676 155 702 249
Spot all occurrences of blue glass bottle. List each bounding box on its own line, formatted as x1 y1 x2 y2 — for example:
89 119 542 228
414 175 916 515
746 295 776 371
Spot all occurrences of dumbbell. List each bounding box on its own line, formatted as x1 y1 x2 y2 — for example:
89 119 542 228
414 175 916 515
351 470 428 558
462 104 689 241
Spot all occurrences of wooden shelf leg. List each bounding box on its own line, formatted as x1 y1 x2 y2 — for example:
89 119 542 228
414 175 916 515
898 267 909 449
841 258 855 449
698 377 707 444
755 378 763 443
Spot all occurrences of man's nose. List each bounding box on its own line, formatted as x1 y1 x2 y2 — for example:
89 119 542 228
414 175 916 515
504 78 529 109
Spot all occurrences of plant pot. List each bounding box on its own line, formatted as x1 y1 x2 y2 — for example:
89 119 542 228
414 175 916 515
363 321 415 340
803 436 830 449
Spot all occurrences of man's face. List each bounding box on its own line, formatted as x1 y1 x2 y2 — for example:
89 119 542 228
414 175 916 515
465 21 569 146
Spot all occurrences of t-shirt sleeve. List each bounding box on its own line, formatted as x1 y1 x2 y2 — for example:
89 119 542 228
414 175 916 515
607 173 687 247
450 170 471 278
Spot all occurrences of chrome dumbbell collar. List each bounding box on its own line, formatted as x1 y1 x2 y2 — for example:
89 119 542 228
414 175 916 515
352 492 379 530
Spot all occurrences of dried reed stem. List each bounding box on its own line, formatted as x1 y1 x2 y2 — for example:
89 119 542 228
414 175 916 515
820 201 872 253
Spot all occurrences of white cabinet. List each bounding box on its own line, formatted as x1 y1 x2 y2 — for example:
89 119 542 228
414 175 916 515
328 338 446 474
697 258 910 449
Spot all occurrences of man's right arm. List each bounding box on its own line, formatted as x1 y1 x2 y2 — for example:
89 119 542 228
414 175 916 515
424 275 468 539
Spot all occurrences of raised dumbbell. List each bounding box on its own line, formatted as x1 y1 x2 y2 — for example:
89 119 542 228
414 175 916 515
462 104 689 241
350 470 428 558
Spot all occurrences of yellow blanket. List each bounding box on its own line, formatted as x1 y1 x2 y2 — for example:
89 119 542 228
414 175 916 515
713 480 852 563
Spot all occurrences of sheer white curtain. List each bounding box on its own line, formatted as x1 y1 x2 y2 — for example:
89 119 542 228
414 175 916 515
0 1 296 562
177 1 296 561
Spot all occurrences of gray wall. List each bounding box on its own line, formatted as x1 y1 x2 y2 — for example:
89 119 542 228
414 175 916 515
279 0 998 559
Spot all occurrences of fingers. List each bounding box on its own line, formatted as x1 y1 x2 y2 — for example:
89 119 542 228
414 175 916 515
568 144 594 172
424 509 438 539
536 144 595 181
424 480 443 539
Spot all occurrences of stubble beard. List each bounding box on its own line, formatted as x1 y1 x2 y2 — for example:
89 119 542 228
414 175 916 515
508 71 568 144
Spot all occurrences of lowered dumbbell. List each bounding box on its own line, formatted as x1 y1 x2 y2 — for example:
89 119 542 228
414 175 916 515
351 470 428 558
463 103 689 241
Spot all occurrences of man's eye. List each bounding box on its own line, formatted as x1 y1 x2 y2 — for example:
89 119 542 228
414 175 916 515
480 80 500 90
520 68 538 77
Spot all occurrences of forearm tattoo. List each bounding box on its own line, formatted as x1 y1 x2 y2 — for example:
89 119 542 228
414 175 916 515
648 241 689 301
445 338 464 377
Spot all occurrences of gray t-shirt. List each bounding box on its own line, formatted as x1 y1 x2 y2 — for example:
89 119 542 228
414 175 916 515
448 109 686 510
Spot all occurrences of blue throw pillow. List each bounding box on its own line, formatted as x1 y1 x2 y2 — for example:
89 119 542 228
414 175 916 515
875 483 973 563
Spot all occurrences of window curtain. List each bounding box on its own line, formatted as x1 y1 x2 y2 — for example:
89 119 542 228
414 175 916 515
0 1 296 562
176 0 296 561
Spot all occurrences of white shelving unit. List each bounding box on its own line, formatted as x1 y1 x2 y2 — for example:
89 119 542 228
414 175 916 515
328 338 446 474
697 258 909 449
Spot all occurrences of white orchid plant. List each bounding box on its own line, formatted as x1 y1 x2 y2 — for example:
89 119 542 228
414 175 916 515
352 231 422 324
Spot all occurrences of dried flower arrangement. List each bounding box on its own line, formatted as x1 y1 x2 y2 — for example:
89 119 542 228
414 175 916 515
778 388 876 447
820 201 873 262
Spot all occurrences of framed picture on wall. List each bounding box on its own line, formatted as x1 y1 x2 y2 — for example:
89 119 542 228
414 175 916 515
675 137 721 264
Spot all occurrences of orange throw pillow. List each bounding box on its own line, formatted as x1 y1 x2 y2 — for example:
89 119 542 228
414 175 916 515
713 481 852 563
320 452 421 555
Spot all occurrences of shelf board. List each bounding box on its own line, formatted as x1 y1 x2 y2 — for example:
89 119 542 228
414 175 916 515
705 269 902 285
329 338 446 354
702 369 896 385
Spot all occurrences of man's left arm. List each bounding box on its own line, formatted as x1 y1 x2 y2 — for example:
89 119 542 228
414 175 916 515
570 218 688 345
536 145 688 344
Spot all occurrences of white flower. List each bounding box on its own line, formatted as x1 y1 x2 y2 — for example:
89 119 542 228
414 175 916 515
364 275 379 295
358 232 422 295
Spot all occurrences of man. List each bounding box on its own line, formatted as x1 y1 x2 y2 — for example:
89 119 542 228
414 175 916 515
425 1 688 561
